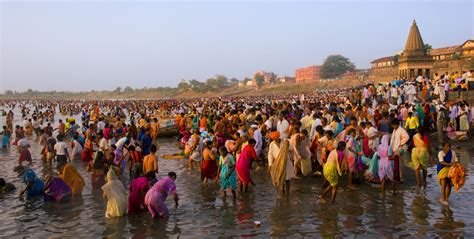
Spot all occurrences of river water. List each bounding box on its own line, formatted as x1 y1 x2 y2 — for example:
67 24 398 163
0 111 473 238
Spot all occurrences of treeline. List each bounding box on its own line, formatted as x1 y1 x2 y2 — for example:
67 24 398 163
0 87 179 99
177 75 240 93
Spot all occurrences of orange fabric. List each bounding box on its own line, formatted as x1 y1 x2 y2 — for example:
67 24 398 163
448 164 466 192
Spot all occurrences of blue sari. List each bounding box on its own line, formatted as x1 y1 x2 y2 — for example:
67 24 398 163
23 169 45 197
437 150 452 174
220 154 237 190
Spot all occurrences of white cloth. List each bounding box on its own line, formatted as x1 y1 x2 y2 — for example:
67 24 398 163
390 127 409 156
438 150 458 163
277 119 289 140
54 141 68 155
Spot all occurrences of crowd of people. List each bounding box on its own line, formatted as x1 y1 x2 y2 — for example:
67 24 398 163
0 74 471 218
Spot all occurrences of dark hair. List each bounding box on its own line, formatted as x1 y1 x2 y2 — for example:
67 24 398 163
219 146 227 155
347 129 356 136
391 118 400 126
248 138 256 145
150 144 157 153
146 171 156 180
0 178 5 187
168 172 177 178
337 141 346 151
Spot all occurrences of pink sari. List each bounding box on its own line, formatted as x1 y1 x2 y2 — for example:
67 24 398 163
128 177 149 214
236 145 257 185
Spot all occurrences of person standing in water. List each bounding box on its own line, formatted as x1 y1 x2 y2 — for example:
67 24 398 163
437 143 458 206
145 172 179 218
319 141 345 205
219 147 237 198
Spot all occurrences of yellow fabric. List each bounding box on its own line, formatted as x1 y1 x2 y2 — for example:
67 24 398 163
323 162 339 187
102 169 127 218
405 117 419 129
410 134 428 170
271 140 288 188
437 167 450 185
60 164 85 196
323 150 342 187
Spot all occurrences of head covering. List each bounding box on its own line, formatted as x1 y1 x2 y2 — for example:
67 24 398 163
106 168 118 183
250 124 258 129
269 131 280 140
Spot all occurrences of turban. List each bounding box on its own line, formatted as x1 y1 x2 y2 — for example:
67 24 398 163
269 131 280 140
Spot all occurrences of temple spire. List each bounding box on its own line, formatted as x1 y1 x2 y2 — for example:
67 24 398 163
403 19 425 55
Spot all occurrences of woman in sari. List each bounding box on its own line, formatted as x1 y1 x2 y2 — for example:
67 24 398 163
219 147 237 198
236 138 258 193
60 163 85 196
88 151 107 190
19 168 45 197
43 176 72 202
437 143 458 206
128 175 152 214
319 141 345 205
415 103 425 128
201 140 218 183
378 135 395 197
145 172 179 218
270 139 294 196
102 168 127 218
410 129 430 189
345 129 361 190
81 136 94 162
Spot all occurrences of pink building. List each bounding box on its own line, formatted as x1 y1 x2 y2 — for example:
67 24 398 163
295 65 321 82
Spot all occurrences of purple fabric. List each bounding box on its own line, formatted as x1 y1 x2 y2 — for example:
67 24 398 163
145 177 177 218
44 177 72 202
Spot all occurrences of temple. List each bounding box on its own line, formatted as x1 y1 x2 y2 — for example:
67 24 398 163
369 20 474 83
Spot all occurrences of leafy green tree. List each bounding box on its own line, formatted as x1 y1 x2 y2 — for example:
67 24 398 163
229 78 239 85
255 75 265 87
178 81 190 90
320 55 356 79
423 43 432 52
124 86 134 92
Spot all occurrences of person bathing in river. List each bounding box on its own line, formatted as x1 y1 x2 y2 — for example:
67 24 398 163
145 172 179 218
319 141 346 205
236 138 258 193
102 168 128 218
219 146 237 198
201 140 218 184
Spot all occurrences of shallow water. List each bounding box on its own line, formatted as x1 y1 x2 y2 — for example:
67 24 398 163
1 111 474 237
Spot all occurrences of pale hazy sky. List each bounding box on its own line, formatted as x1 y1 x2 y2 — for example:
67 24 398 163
1 0 473 92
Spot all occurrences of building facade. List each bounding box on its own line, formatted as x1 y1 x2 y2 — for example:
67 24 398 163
370 20 474 83
295 65 321 82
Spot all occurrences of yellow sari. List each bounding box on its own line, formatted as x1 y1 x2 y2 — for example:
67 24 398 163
60 164 85 196
270 140 289 189
410 134 429 170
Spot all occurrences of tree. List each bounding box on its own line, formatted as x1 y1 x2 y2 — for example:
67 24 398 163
229 78 239 85
320 55 356 79
124 86 134 92
423 43 432 52
178 81 190 90
5 90 13 96
255 75 265 87
114 87 122 94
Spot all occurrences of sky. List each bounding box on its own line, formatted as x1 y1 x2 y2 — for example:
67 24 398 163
1 0 473 92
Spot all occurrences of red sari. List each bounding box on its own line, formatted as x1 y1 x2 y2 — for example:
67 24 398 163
236 145 257 185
